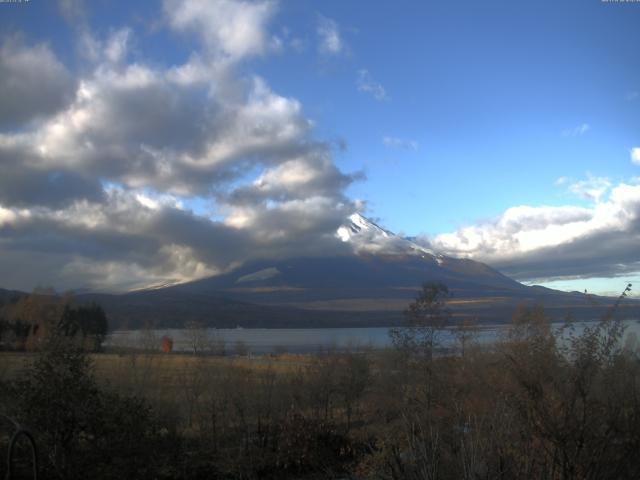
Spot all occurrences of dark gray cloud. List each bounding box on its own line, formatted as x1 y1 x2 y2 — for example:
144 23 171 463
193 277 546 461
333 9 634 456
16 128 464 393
0 40 76 129
0 137 105 208
493 233 640 282
0 189 351 292
0 167 104 209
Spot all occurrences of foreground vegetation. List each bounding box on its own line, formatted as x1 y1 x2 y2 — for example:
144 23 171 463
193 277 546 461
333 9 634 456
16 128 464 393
1 285 639 479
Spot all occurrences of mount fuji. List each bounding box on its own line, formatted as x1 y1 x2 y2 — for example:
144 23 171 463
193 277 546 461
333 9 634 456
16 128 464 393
76 213 639 329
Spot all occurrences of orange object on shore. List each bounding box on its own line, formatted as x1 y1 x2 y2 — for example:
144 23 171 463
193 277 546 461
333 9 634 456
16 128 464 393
161 336 173 353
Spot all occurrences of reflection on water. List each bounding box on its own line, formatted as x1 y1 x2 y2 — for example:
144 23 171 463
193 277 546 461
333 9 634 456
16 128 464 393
105 319 640 355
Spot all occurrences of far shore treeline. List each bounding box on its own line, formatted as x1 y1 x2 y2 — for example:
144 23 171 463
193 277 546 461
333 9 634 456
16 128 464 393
0 289 107 352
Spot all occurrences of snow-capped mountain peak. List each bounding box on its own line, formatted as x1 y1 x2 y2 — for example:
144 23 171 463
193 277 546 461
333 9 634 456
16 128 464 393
337 213 393 241
337 213 442 262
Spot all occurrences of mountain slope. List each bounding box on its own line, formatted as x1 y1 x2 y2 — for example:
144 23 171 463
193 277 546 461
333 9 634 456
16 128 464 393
93 213 636 328
0 213 607 328
178 213 525 297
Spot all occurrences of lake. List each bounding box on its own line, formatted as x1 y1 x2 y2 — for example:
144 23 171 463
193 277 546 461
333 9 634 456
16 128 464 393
105 318 640 355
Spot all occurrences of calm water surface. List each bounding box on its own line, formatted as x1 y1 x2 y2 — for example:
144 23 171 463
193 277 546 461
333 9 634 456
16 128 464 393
106 319 640 355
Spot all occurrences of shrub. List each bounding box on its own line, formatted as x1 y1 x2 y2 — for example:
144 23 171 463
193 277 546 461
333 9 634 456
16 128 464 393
8 338 167 479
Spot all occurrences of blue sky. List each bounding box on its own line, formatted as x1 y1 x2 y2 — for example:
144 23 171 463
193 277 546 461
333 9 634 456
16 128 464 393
261 0 640 233
0 0 639 294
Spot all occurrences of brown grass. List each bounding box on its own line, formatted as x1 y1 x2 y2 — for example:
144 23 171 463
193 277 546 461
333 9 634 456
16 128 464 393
0 351 313 386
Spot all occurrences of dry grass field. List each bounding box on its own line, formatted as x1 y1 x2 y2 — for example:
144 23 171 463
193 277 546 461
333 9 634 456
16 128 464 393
0 350 312 384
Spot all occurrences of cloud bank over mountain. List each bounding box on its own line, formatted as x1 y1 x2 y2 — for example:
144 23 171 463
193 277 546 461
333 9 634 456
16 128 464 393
0 0 357 291
421 179 640 284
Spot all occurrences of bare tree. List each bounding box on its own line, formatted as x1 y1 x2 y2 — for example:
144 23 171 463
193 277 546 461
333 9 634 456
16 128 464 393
390 282 451 360
338 350 370 431
210 329 226 356
454 317 479 358
185 321 210 355
138 322 159 352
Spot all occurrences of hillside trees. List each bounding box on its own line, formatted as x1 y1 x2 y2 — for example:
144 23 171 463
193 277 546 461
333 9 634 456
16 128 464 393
499 288 640 479
373 284 640 480
1 290 67 350
59 303 108 352
0 291 108 351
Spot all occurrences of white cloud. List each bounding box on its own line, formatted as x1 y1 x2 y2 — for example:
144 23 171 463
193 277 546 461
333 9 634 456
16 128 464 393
316 15 343 55
566 174 611 203
56 0 86 23
421 180 640 283
555 175 612 203
104 28 131 64
631 147 640 165
164 0 277 62
562 123 590 137
382 136 418 151
4 56 314 198
135 191 183 211
356 69 388 101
